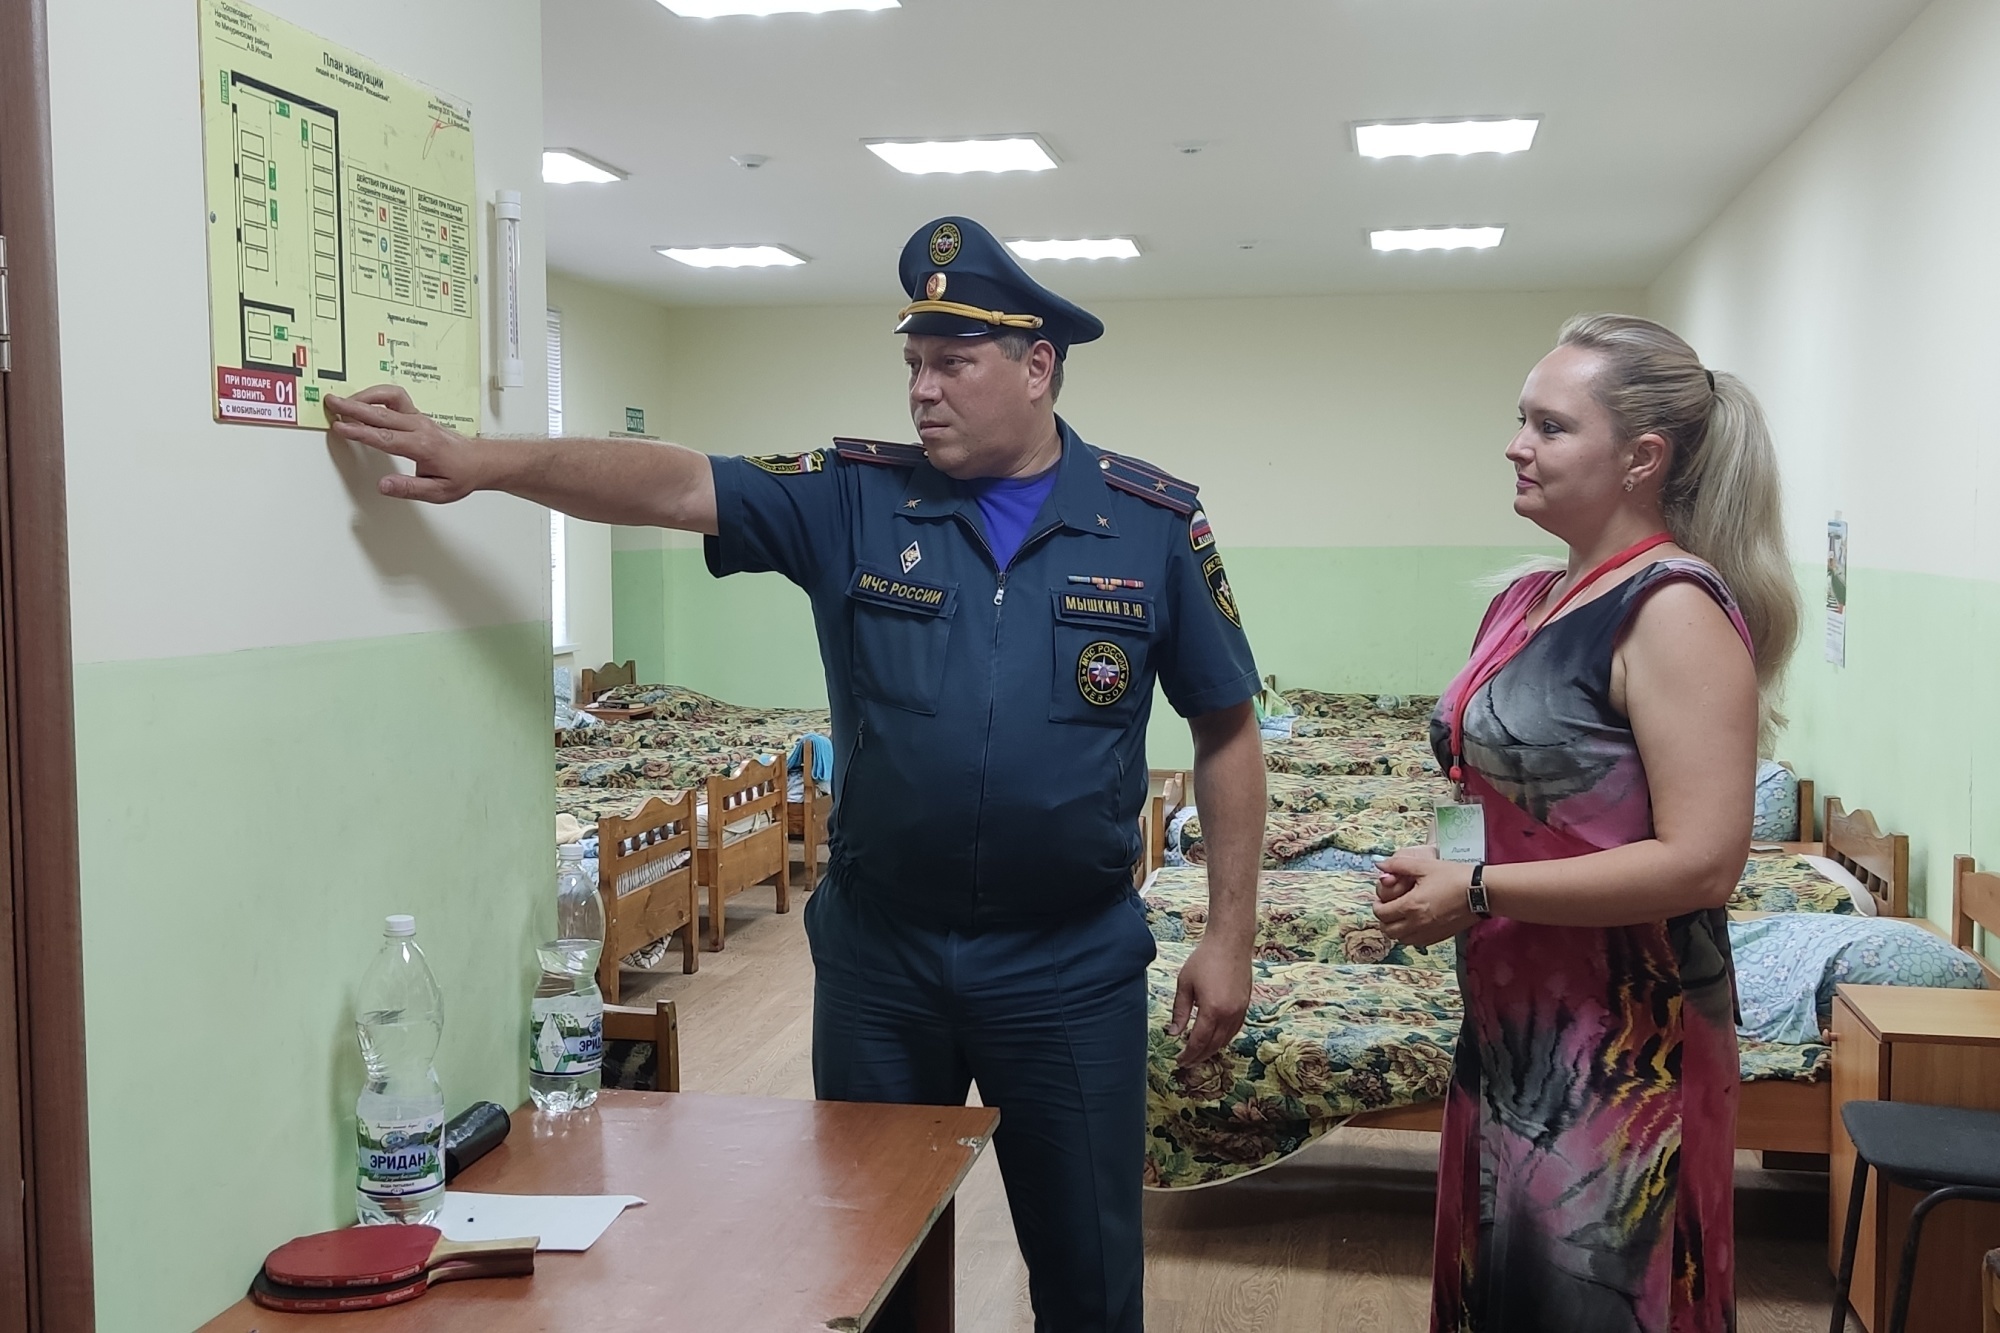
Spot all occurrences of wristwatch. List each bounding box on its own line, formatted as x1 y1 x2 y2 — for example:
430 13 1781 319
1467 862 1492 919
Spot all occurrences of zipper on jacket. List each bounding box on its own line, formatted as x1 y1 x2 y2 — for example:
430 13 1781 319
967 520 1067 920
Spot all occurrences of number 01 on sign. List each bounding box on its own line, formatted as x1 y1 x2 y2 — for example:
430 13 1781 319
197 0 482 432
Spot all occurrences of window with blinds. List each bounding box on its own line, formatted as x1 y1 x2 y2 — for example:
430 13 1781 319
546 308 564 437
547 308 567 648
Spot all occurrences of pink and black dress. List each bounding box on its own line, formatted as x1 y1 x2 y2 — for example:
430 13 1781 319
1427 558 1750 1333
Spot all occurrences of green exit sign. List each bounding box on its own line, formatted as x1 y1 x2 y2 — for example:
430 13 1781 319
625 407 646 434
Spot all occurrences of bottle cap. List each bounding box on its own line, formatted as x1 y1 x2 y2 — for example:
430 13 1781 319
384 914 417 937
557 843 587 861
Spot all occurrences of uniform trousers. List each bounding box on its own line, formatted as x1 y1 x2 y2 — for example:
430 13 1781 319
805 873 1157 1333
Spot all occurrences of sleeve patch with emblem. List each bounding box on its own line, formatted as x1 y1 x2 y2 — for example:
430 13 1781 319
1202 551 1241 627
1189 510 1215 552
747 450 825 476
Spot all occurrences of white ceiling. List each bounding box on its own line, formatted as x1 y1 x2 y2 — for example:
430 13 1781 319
540 0 1928 307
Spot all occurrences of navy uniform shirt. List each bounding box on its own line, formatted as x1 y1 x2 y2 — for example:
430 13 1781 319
705 418 1259 928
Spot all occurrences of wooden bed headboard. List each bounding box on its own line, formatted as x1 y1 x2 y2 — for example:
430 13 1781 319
1822 797 1910 918
1951 856 2000 986
579 659 637 704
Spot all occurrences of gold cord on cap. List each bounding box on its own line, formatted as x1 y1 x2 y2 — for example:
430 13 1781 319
895 300 1045 331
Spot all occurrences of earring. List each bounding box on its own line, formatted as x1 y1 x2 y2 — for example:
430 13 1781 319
1623 478 1635 493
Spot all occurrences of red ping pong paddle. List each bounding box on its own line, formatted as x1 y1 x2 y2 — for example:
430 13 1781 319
249 1253 533 1313
263 1223 538 1290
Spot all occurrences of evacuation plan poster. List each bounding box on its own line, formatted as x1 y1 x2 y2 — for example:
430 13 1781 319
198 0 480 431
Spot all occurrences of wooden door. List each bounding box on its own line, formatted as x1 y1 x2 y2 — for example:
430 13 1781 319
0 0 96 1326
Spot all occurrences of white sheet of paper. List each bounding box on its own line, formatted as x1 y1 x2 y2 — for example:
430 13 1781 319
437 1191 644 1251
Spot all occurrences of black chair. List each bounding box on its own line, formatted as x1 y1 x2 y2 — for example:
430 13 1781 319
1830 1100 2000 1333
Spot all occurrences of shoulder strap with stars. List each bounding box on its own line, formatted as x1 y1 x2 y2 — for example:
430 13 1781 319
833 437 928 467
1093 448 1199 515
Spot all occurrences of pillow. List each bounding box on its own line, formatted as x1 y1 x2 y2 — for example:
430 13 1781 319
1731 913 1986 1045
1750 760 1799 841
1800 853 1877 916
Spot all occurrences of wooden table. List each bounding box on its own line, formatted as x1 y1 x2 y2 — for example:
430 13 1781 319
201 1092 998 1333
1830 984 2000 1333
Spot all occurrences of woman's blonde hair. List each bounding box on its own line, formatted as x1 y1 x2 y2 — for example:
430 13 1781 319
1557 313 1800 752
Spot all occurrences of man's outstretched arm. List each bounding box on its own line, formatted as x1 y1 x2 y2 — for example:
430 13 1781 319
327 385 718 535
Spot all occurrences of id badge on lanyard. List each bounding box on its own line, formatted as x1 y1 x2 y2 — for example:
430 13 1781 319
1434 801 1486 864
1438 532 1675 866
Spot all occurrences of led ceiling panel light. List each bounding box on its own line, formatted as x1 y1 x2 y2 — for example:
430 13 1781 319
1370 226 1506 252
1005 238 1140 262
864 136 1058 175
662 0 896 15
1354 118 1540 159
543 150 627 184
657 245 808 268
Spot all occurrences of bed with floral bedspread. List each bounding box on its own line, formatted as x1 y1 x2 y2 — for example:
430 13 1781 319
1261 734 1442 780
1280 691 1439 727
556 743 784 792
1176 777 1454 869
556 785 693 828
1732 851 1861 915
1141 864 1846 1189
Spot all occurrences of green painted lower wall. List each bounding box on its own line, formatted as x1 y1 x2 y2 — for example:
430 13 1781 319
77 622 552 1332
613 544 1545 769
1777 564 2000 929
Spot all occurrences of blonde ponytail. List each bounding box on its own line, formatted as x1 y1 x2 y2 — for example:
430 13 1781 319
1556 314 1801 752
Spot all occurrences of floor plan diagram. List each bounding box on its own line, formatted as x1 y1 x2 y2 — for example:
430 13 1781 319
201 1 479 430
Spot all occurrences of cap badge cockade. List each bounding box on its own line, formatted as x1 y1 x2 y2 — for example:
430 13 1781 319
925 272 948 300
929 223 962 267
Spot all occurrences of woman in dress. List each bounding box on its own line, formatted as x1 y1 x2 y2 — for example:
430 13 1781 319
1374 314 1800 1332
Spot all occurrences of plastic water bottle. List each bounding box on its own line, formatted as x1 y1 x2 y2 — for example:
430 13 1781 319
354 915 445 1225
530 846 604 1112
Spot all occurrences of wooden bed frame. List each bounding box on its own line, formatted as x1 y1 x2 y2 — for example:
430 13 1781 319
698 756 790 952
1347 795 1910 1156
578 658 637 706
575 660 829 883
595 793 700 1004
1952 855 2000 987
1793 770 1816 842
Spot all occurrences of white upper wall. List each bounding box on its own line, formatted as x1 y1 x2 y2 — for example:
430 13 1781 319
1650 0 2000 582
50 0 551 666
612 288 1636 553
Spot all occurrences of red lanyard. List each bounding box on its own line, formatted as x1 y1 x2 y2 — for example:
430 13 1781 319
1447 532 1676 784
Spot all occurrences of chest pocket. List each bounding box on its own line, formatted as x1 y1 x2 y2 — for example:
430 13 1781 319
847 565 958 716
1049 588 1154 726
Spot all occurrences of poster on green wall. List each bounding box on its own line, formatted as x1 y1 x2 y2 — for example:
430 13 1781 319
1826 516 1848 667
198 0 481 432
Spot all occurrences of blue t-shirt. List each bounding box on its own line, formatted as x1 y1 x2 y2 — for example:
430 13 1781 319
968 466 1060 570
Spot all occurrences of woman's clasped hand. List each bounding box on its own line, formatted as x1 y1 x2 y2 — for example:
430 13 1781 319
1372 848 1475 949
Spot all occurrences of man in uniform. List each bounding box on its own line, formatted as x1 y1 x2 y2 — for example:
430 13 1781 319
326 216 1266 1332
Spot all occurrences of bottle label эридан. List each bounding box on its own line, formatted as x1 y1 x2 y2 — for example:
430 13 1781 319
530 1004 603 1078
358 1113 444 1197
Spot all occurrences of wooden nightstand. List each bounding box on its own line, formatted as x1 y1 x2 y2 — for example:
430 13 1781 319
1831 984 2000 1332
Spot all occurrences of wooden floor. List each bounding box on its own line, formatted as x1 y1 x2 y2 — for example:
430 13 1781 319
624 885 1859 1332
